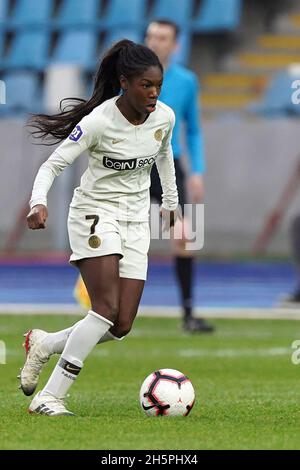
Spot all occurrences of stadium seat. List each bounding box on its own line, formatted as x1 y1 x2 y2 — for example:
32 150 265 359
102 28 143 51
55 0 101 29
0 0 10 30
0 71 42 115
9 0 53 28
248 72 300 116
3 31 49 70
149 0 194 27
103 0 147 28
52 30 98 70
193 0 242 32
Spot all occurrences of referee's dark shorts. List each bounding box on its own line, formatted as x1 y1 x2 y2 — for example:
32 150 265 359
150 159 186 215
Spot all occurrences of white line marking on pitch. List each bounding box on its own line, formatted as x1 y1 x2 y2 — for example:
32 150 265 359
179 347 290 358
1 305 300 320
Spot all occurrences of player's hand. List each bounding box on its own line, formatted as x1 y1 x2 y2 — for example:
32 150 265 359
187 174 204 203
160 206 182 231
27 204 48 230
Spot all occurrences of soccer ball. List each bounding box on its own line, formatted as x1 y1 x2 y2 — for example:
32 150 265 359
139 368 195 417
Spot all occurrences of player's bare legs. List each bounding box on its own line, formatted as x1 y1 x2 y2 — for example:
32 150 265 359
172 215 214 333
20 273 145 398
111 278 145 337
77 256 120 322
76 266 145 339
28 255 120 416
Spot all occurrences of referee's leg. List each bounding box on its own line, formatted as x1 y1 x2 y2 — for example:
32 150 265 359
171 160 214 333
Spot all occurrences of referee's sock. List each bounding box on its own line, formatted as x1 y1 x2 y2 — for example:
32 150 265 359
175 256 194 320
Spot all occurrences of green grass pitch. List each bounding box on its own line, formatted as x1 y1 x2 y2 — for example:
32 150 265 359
0 314 300 450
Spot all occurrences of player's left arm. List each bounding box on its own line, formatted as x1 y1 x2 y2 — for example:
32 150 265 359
155 111 181 229
185 75 206 203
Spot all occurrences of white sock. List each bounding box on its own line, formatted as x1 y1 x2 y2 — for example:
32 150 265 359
42 320 84 355
99 330 124 343
42 310 113 398
42 321 122 355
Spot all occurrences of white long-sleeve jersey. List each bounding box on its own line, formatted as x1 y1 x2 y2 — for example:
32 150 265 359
30 96 178 221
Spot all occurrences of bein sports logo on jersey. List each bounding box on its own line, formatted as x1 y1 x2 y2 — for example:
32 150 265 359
69 125 83 142
103 156 156 171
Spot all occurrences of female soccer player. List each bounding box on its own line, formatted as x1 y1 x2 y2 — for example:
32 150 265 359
21 40 179 416
74 20 214 333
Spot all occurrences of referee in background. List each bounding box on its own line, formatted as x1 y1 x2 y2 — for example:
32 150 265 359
146 19 214 333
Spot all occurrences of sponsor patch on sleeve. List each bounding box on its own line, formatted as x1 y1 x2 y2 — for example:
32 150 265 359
69 125 83 142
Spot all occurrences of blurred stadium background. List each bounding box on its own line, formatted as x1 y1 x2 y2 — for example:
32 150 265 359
1 0 300 317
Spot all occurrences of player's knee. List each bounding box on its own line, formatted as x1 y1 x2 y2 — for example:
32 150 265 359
172 217 191 247
173 237 187 250
113 320 132 338
91 299 119 323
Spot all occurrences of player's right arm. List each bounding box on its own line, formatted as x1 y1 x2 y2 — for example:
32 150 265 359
27 113 99 230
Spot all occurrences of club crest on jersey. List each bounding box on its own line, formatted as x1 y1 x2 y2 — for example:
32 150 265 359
88 235 101 249
69 125 83 142
154 129 163 141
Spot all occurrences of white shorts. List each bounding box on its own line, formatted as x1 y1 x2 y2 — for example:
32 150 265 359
67 208 150 280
